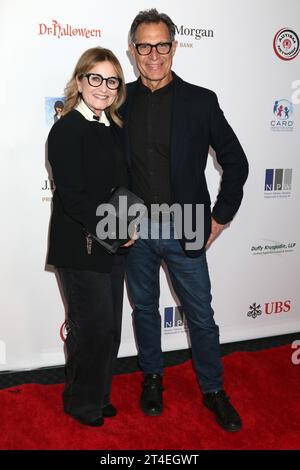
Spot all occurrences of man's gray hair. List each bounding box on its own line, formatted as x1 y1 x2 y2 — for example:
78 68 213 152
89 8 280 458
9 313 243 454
129 8 176 43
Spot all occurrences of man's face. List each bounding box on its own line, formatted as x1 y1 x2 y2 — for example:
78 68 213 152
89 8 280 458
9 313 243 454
130 21 177 90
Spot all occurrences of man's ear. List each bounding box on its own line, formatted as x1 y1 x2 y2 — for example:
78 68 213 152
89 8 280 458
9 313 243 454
129 43 135 58
172 40 178 56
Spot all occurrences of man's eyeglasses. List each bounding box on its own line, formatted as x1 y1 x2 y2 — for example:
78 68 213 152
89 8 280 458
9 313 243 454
134 42 172 56
81 73 121 90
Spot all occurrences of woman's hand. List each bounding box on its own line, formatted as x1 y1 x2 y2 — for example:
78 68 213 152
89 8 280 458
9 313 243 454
121 239 135 248
120 225 139 248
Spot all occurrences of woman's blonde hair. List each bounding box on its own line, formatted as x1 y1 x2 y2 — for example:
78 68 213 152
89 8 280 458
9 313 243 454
62 47 126 127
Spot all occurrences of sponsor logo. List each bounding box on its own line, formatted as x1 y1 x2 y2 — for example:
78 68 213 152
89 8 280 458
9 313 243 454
270 99 294 131
247 302 262 319
60 321 69 342
264 169 292 198
273 28 299 61
247 301 291 319
265 300 291 315
38 19 101 39
163 306 188 335
42 178 54 203
42 179 55 191
45 97 65 127
251 241 296 255
174 24 214 49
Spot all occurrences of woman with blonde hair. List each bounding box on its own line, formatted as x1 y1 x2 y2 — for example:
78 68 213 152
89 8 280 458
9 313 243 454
47 47 131 426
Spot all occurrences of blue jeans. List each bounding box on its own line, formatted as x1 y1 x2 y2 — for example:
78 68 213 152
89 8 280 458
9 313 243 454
125 216 223 393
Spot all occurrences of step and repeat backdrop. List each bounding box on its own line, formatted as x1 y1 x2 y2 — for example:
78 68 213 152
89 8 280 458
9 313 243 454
0 0 299 371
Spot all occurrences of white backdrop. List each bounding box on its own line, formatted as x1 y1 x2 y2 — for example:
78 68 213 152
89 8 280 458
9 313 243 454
0 0 299 371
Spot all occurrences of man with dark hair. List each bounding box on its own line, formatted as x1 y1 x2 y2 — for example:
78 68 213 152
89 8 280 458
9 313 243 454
123 8 248 432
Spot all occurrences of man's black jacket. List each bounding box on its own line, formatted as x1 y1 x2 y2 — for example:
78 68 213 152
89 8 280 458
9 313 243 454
121 72 249 256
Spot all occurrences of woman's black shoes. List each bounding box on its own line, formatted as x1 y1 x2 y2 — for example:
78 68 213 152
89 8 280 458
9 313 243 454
65 404 117 426
65 412 104 427
102 403 117 418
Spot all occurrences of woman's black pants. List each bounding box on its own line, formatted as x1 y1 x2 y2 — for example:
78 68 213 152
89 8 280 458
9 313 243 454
57 255 124 421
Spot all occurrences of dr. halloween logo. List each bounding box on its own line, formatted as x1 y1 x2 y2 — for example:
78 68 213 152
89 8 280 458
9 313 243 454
38 19 101 39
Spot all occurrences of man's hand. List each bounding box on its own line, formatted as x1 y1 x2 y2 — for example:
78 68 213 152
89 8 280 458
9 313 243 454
205 217 225 249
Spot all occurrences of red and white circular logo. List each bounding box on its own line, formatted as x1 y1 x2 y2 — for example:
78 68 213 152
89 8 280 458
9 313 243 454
273 28 299 61
60 320 69 342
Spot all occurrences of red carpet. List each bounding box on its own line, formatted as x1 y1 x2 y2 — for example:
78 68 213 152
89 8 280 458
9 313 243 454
0 345 299 450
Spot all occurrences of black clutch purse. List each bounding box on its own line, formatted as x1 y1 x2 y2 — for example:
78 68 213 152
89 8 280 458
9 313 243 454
84 186 146 254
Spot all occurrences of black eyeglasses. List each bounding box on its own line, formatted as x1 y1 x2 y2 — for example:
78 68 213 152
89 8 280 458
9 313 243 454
134 42 172 56
81 73 121 90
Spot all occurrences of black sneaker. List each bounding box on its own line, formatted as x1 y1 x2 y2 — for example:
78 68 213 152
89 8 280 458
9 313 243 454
140 374 163 416
203 390 242 432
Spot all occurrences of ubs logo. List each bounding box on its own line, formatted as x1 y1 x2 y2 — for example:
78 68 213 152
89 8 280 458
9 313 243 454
247 301 291 319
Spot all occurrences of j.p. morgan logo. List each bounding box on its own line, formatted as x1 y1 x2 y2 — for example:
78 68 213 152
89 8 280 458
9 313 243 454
42 178 54 203
175 24 214 40
38 19 101 39
247 301 291 319
271 99 294 131
264 169 292 198
42 179 55 191
175 24 214 49
273 28 299 61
